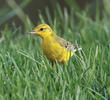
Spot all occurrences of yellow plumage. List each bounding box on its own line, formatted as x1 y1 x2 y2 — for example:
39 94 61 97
29 24 81 65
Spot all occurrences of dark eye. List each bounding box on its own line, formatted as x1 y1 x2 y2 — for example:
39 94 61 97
40 28 43 31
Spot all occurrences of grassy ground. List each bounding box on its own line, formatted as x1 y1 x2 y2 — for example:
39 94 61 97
0 5 110 100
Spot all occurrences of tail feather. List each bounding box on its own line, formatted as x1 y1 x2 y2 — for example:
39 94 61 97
74 46 82 52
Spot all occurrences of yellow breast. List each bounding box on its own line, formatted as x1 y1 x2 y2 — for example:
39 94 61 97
42 37 73 63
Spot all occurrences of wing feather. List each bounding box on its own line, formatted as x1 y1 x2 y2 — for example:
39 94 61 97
54 36 77 52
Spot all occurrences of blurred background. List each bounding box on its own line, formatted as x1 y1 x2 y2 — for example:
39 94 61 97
0 0 108 30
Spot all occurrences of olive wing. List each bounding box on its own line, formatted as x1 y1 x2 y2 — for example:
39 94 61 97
55 36 77 52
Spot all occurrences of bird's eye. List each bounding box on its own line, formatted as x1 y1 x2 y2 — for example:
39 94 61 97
40 28 43 31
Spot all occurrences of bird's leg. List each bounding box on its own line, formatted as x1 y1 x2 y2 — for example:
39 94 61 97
51 61 54 67
51 61 56 69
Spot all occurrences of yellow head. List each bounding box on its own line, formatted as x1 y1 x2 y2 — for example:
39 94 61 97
29 24 53 38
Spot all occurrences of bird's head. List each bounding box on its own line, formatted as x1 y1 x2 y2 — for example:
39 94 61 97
29 24 53 38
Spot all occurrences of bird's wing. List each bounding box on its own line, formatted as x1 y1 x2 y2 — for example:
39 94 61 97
55 36 81 52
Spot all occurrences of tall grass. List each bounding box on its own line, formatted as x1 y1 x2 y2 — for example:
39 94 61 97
0 2 110 100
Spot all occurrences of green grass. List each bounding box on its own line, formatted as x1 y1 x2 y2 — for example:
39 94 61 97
0 5 110 100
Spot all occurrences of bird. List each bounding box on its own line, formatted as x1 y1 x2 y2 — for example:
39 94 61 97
29 24 81 66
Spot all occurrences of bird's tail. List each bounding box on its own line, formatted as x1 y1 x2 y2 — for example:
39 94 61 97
74 46 82 52
77 47 82 51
